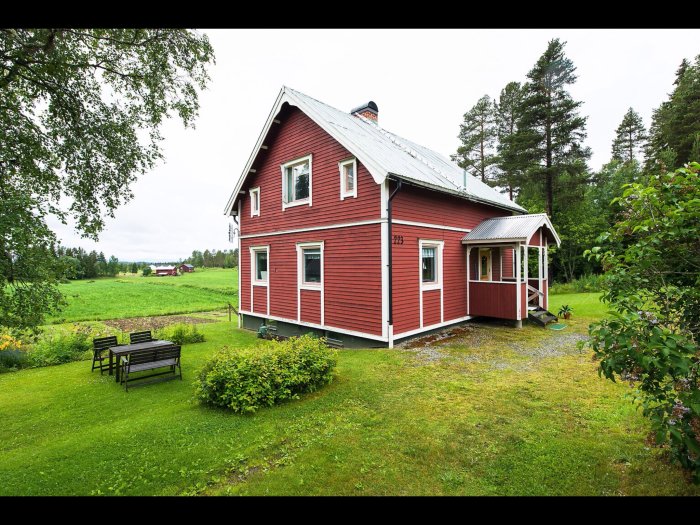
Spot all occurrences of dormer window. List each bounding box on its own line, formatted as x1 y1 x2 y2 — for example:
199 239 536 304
339 158 357 200
281 154 312 209
250 187 260 217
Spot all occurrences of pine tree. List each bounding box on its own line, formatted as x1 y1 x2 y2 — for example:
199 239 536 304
494 82 524 199
452 95 497 183
647 56 700 168
515 39 591 218
611 108 647 163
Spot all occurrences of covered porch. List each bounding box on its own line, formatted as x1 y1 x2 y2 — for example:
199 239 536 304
462 214 561 327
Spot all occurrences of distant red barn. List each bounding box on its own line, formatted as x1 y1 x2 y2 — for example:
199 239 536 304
154 266 177 276
179 264 195 273
224 87 561 348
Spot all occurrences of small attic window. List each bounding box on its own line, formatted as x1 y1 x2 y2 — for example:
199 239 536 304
250 187 260 217
339 158 357 200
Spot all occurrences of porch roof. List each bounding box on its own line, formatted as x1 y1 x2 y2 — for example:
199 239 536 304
461 213 561 246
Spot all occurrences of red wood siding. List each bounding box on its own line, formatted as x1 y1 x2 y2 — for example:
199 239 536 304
468 282 518 319
393 183 507 230
502 248 514 278
529 230 542 246
543 279 548 310
422 290 441 326
521 283 527 318
253 285 267 315
240 224 382 336
392 225 467 335
300 289 321 324
239 105 380 236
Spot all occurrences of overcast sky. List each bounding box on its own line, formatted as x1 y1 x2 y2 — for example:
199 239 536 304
48 29 700 262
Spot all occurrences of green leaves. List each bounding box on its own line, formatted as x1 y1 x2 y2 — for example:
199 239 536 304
0 29 214 329
194 335 338 414
585 163 700 482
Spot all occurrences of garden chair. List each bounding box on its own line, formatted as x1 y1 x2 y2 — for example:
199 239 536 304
129 331 154 344
92 336 121 375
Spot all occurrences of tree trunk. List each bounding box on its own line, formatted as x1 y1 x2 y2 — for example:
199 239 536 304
480 120 485 182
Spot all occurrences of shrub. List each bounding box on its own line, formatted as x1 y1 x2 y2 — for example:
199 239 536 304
0 332 29 371
194 334 337 413
550 273 605 294
29 325 94 367
155 323 205 345
142 267 152 276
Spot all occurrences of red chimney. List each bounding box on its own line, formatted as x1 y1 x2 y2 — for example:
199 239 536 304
350 101 378 122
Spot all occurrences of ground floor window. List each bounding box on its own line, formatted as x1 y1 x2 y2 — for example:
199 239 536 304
297 242 323 288
250 245 269 285
419 240 443 291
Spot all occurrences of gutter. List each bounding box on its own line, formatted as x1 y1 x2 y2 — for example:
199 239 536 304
387 178 402 327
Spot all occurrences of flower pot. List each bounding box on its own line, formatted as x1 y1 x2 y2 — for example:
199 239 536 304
563 313 571 320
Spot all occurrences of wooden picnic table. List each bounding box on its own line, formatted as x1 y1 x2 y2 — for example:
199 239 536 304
108 340 174 382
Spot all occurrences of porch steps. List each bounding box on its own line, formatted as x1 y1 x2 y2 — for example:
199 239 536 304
528 306 558 327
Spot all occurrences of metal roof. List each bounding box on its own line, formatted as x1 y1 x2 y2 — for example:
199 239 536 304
224 86 526 215
462 213 561 246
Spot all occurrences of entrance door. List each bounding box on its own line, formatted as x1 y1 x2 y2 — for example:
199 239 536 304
479 248 492 281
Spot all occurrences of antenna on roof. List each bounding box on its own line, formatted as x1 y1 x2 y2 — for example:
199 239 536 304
463 168 467 190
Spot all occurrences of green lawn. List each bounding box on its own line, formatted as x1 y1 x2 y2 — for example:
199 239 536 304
549 292 607 321
2 305 698 496
49 268 238 324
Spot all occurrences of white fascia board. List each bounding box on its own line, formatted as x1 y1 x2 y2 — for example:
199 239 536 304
224 87 387 217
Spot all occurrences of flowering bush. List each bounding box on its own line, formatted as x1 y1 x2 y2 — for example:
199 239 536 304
0 331 29 371
584 163 700 483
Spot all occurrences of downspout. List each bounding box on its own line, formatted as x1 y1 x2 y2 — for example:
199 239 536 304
232 206 241 329
387 178 402 336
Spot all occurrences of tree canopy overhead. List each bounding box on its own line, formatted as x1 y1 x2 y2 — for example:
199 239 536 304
0 29 215 329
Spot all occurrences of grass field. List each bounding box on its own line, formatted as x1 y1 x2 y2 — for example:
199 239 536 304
1 308 698 496
48 268 237 324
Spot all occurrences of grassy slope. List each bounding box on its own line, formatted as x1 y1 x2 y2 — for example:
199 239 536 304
2 305 698 496
49 268 238 324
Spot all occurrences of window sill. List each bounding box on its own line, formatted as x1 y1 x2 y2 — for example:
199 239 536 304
300 283 322 290
253 280 268 287
421 282 441 291
282 199 310 210
340 193 357 200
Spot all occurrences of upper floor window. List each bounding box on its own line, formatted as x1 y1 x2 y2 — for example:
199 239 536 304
339 158 357 200
250 187 260 217
281 154 312 209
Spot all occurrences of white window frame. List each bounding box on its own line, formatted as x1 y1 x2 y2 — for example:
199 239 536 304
250 245 269 286
281 154 313 210
250 187 260 217
339 158 357 200
419 240 443 291
297 242 324 289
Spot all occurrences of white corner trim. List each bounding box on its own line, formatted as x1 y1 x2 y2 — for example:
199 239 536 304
281 154 313 210
238 200 242 328
419 239 445 327
250 187 260 217
339 158 358 200
381 179 389 341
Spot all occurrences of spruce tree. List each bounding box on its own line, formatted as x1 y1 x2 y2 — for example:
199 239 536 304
452 95 497 183
494 81 524 199
647 56 700 168
611 108 647 163
515 39 590 218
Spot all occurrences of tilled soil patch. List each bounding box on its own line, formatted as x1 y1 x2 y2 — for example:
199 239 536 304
102 314 218 332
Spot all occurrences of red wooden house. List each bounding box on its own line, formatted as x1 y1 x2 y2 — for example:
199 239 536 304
179 264 195 273
224 87 561 348
154 266 178 276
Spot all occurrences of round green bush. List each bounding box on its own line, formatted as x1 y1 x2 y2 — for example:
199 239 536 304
194 334 337 413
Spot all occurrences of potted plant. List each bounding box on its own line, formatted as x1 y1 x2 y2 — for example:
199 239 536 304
558 304 573 320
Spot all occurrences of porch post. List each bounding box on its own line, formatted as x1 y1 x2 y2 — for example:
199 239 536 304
538 248 544 308
466 246 471 316
515 242 522 328
544 239 549 309
499 247 503 282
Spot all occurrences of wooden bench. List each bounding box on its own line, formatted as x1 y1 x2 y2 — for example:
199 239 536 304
120 345 182 391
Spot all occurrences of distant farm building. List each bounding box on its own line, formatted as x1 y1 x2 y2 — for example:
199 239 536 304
179 263 195 273
154 266 177 276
